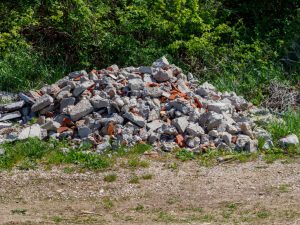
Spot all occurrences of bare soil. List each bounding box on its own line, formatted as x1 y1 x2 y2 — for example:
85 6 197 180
1 158 300 225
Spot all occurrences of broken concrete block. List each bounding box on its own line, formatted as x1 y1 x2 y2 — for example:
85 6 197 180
70 99 94 121
31 94 54 112
0 111 22 122
172 117 189 134
18 124 42 140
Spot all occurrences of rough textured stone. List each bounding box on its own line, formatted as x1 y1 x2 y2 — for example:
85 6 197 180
0 111 22 122
18 124 42 140
70 100 94 121
78 126 91 138
123 112 146 127
31 94 54 112
153 69 173 82
3 101 25 112
279 134 299 147
90 96 110 109
172 117 189 134
41 120 61 131
73 81 94 97
186 123 205 137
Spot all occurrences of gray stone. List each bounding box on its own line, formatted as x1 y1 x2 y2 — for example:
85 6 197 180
147 120 164 131
78 126 91 138
206 112 223 131
221 132 232 145
159 124 178 135
148 109 160 122
41 120 61 131
123 112 146 127
0 111 22 121
161 142 176 152
207 102 233 114
226 124 239 134
152 56 169 69
31 94 54 112
139 66 154 74
172 117 189 133
96 140 111 153
56 90 72 100
240 123 254 139
73 81 94 97
18 124 42 140
19 93 35 104
245 139 258 152
177 79 190 94
262 140 274 150
90 96 110 109
69 70 87 79
128 79 144 91
0 122 12 129
0 148 5 155
144 86 162 98
3 101 25 112
60 97 76 112
235 135 251 151
153 69 173 83
208 130 219 138
186 123 205 137
70 99 94 121
279 134 299 147
196 82 216 96
148 132 160 144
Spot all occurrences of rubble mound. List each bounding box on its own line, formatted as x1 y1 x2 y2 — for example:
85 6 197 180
0 57 274 153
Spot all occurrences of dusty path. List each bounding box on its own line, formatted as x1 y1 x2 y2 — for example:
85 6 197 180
1 159 300 225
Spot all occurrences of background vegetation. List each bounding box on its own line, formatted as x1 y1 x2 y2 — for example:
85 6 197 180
0 0 299 104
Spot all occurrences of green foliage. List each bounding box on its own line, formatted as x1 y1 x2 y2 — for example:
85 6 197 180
0 138 111 170
0 0 299 103
267 110 300 142
176 149 195 161
104 173 117 182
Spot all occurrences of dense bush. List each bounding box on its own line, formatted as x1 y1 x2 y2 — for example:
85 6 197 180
0 0 299 103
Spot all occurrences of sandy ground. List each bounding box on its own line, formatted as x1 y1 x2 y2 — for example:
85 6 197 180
1 158 300 225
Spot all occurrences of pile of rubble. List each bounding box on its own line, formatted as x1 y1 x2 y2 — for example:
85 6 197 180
0 57 296 153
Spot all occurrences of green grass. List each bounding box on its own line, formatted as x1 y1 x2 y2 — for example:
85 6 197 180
104 173 117 182
141 173 153 180
267 110 300 142
0 138 112 170
102 197 114 210
129 175 140 184
176 149 195 161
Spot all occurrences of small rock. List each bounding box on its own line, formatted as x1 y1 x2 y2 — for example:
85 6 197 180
186 123 205 137
123 112 146 127
78 126 91 138
153 69 173 83
152 56 169 69
18 124 42 140
172 117 189 134
279 134 299 147
90 96 110 109
41 120 61 131
73 81 94 97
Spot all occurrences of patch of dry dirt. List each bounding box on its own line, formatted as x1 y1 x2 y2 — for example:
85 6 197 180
1 158 300 225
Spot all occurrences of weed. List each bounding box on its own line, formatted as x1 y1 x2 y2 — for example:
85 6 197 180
104 173 117 182
278 184 290 193
127 157 149 169
129 175 140 184
52 216 64 223
257 210 270 219
176 149 195 161
141 173 153 180
11 208 27 215
102 197 114 210
134 204 144 211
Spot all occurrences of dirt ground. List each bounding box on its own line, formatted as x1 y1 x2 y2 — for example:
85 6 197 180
1 158 300 225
